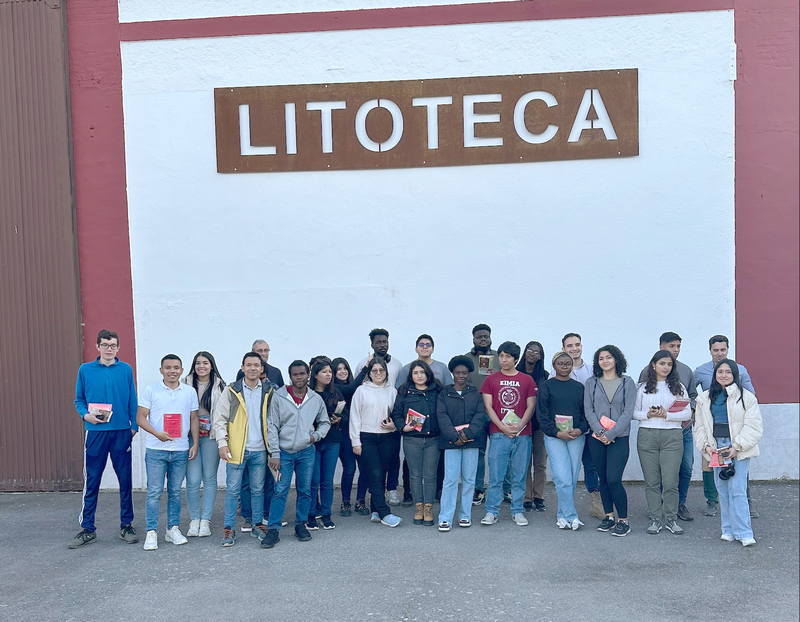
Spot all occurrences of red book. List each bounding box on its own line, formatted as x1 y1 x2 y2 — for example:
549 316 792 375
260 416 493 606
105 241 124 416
667 398 690 413
163 413 182 438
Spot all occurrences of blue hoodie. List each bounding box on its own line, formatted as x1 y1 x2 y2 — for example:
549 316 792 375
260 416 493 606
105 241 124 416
74 357 138 432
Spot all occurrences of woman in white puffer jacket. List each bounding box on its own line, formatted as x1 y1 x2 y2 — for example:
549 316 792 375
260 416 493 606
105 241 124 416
694 358 762 547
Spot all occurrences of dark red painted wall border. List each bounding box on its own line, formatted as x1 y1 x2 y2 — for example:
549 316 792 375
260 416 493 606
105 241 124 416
66 0 137 371
68 0 797 403
734 0 799 403
120 0 734 42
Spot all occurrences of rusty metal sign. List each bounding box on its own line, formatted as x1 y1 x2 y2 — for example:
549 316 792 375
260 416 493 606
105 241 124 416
215 69 638 173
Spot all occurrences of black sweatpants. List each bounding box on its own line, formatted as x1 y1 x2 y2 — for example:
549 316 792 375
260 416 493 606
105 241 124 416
588 435 630 518
360 432 400 518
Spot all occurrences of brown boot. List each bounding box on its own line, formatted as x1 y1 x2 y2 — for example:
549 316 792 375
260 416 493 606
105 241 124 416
414 503 424 525
423 503 434 526
589 491 605 519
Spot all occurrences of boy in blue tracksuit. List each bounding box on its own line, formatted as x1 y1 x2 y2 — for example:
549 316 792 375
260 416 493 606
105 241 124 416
69 329 139 548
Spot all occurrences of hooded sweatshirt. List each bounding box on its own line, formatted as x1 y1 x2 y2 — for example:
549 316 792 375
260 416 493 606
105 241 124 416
267 385 330 454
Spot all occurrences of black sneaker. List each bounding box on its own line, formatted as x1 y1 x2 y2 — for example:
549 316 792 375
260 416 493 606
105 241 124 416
119 524 139 544
677 504 694 521
340 502 352 517
260 528 279 549
472 490 485 506
240 517 253 533
502 492 512 503
612 521 630 537
68 529 97 549
306 516 319 531
295 524 312 542
355 500 370 516
523 501 534 512
533 498 546 512
402 492 414 507
704 501 718 516
597 517 616 532
321 516 335 530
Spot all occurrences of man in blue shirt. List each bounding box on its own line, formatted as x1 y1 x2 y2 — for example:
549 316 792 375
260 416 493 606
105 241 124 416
693 334 757 518
69 329 139 548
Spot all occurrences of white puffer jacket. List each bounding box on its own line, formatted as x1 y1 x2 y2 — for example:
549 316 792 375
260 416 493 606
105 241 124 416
694 384 762 459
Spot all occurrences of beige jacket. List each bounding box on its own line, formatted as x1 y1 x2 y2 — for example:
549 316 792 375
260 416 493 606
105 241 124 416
182 373 225 441
694 384 762 460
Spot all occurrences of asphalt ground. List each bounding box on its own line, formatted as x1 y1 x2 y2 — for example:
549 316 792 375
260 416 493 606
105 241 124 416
0 481 797 622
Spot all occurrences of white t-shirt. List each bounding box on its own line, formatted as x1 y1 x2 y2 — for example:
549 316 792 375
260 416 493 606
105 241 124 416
139 381 199 451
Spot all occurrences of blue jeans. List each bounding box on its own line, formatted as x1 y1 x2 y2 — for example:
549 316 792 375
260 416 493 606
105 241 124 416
241 462 275 521
438 447 478 524
185 435 220 521
486 433 532 516
678 426 694 506
310 442 340 518
268 446 315 530
145 448 189 531
544 434 585 522
714 438 753 540
581 434 599 493
224 450 267 529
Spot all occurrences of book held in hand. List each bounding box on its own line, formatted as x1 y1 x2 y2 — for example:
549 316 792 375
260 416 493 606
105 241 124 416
163 413 182 438
478 355 494 375
198 416 211 437
501 411 521 426
667 398 690 413
555 415 573 432
592 416 616 440
709 450 732 467
88 403 113 422
405 408 426 432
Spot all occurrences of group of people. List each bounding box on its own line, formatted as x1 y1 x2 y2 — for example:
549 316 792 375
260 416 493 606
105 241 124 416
69 325 763 551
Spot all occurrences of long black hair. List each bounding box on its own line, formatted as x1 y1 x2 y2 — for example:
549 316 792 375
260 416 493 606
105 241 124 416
310 358 335 399
644 350 684 396
398 360 442 394
365 357 390 386
331 357 354 385
516 340 548 386
709 358 745 406
187 351 226 412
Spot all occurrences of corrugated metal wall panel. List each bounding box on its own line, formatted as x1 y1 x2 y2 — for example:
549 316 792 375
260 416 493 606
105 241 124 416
0 0 84 491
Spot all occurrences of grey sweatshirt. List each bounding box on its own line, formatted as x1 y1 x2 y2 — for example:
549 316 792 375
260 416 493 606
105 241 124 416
584 375 637 441
267 385 330 454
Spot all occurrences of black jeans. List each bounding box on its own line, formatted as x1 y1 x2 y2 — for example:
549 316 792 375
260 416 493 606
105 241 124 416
360 432 400 518
588 435 630 518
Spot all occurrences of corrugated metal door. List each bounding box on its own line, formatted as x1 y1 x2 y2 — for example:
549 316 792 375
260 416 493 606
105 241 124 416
0 0 84 490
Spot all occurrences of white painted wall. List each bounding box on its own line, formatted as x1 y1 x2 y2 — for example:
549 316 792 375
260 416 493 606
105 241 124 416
114 11 749 488
118 0 512 24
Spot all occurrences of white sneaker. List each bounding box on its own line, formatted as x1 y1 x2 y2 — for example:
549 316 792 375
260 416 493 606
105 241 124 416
143 530 158 550
741 537 756 547
199 520 212 537
386 490 401 506
480 512 498 525
186 519 200 537
165 526 188 545
571 519 584 531
556 518 569 529
512 513 529 526
720 534 735 542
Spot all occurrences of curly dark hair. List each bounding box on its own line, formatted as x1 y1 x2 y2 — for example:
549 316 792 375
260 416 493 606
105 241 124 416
644 350 684 396
592 345 628 378
448 355 474 373
369 328 389 342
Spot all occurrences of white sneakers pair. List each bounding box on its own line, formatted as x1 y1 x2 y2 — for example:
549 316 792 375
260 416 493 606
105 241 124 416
556 518 584 530
480 513 529 526
186 519 212 537
143 526 189 550
721 534 756 546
